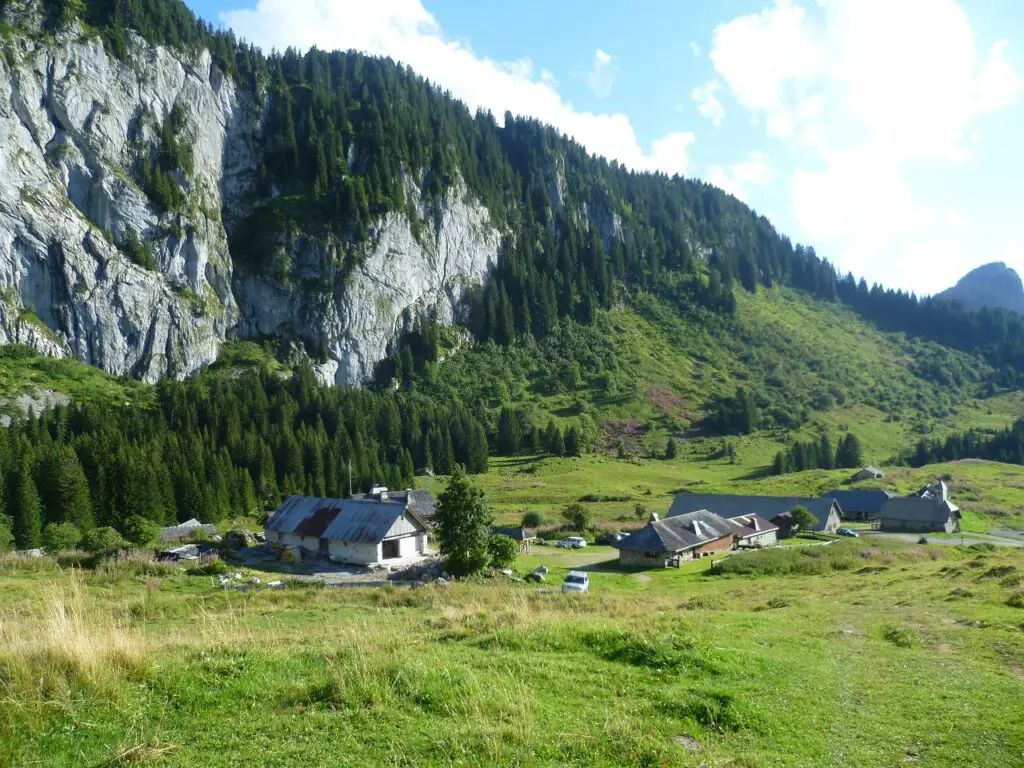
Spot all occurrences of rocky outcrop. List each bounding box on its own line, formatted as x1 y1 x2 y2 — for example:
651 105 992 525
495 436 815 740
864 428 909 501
0 22 247 381
235 182 502 387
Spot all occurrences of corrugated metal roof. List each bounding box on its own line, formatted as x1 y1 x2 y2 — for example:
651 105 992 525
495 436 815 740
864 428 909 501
266 496 427 544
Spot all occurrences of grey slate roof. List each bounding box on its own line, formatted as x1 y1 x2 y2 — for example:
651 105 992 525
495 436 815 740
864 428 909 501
729 514 779 538
668 494 842 531
617 510 742 553
823 489 895 515
266 496 427 544
858 466 885 477
878 498 959 524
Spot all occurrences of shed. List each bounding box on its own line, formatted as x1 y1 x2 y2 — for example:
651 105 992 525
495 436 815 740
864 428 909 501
616 510 741 569
264 496 430 565
491 526 537 553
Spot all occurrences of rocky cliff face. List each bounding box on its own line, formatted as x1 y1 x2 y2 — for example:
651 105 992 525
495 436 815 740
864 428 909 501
0 17 504 386
235 182 501 387
0 21 251 382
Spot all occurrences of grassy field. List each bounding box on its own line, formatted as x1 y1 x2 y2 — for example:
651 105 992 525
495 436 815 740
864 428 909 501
2 540 1023 767
422 453 1024 533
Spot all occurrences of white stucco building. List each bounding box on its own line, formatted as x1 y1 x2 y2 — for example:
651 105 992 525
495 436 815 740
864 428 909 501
264 495 430 565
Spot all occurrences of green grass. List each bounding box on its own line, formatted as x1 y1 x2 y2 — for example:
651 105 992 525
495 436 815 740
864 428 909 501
0 346 153 415
2 540 1023 767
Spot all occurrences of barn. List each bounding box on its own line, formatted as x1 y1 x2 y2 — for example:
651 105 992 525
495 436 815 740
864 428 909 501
264 496 430 565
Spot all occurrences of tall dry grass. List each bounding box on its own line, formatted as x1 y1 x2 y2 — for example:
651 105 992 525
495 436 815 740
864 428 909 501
0 573 151 702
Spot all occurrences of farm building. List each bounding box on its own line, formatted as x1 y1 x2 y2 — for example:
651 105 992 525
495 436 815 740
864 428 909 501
729 514 779 548
851 466 886 482
491 526 537 553
877 482 960 533
668 494 843 536
823 489 895 522
264 495 430 565
160 518 218 542
615 510 741 568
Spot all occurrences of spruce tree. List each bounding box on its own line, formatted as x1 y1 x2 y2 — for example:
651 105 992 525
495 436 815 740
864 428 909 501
10 460 42 550
434 465 492 576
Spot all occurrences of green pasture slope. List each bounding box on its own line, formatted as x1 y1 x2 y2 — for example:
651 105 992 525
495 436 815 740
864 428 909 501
1 539 1023 767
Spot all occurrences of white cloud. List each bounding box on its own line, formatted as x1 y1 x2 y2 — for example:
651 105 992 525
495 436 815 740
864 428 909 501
706 0 1023 291
692 79 725 126
586 48 619 99
221 0 693 175
707 152 775 203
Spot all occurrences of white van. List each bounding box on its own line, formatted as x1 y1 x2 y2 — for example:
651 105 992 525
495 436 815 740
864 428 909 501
562 571 590 593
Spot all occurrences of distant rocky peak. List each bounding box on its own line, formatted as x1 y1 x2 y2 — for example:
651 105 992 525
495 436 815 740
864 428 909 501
935 262 1024 314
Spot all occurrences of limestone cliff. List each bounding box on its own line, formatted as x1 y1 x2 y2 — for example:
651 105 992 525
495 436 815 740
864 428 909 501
235 181 501 387
0 13 504 386
0 19 249 381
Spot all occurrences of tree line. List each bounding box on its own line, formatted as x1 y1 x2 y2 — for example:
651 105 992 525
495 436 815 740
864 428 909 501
0 361 572 551
907 419 1024 468
772 433 864 476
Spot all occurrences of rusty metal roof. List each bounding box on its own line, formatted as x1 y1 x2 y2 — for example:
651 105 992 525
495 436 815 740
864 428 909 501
266 496 427 544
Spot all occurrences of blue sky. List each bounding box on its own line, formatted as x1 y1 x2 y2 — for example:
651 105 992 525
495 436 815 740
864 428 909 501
185 0 1024 295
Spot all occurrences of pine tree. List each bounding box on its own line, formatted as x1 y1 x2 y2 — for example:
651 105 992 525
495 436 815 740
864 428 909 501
665 437 677 460
564 426 582 457
10 460 42 549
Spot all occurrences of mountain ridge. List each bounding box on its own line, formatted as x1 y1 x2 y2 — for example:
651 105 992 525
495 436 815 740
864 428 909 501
935 261 1024 315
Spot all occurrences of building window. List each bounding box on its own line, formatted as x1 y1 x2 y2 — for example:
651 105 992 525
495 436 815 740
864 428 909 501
382 539 400 559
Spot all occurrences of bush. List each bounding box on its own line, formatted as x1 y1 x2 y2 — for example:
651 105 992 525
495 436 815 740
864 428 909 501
43 522 82 551
123 515 162 547
560 502 593 532
82 526 125 554
488 534 517 570
0 515 14 553
187 559 228 576
1007 592 1024 609
520 510 543 529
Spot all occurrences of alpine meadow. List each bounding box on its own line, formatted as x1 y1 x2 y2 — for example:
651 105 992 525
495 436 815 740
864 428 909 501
0 1 1023 766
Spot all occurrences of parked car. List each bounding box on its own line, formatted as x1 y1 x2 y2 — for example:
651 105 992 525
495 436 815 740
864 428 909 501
562 571 590 593
556 536 587 549
917 536 929 545
836 528 860 538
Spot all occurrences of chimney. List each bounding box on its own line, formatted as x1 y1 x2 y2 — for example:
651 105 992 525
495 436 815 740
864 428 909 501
649 512 660 523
